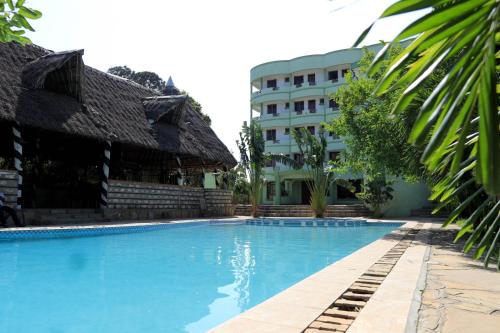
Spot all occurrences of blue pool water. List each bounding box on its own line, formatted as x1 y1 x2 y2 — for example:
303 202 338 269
0 220 400 333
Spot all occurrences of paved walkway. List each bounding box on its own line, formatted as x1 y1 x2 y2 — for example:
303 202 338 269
417 225 500 333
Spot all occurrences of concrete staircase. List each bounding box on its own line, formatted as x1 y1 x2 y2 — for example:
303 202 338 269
234 205 252 216
23 209 110 226
234 204 371 218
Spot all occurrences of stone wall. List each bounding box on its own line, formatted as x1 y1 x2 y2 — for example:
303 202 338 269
104 179 233 220
0 169 17 208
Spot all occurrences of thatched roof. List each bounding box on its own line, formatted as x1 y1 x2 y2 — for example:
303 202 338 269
0 42 236 168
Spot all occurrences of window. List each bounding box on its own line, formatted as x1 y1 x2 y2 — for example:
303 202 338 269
307 126 315 135
293 75 304 86
341 69 349 77
329 131 340 139
265 159 276 167
329 99 339 109
284 128 290 135
329 151 341 161
285 102 290 109
294 153 304 164
308 100 316 112
266 129 276 141
294 127 303 138
319 98 325 105
294 101 305 112
328 70 338 82
266 182 275 200
284 77 290 83
307 73 316 85
266 79 277 89
267 104 277 115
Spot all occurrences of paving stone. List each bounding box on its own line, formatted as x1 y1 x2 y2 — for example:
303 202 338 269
333 298 366 308
324 308 358 319
348 286 376 294
342 291 371 301
309 321 349 331
356 278 382 285
316 316 353 325
417 228 500 333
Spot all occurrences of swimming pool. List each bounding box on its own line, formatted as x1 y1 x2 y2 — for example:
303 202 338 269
0 219 401 332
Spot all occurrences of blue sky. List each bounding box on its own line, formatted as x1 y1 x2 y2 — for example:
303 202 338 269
26 0 423 156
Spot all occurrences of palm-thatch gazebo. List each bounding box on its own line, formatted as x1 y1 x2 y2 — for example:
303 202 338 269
0 42 236 224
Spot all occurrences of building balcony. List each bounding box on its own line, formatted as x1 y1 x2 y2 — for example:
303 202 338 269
251 85 291 99
290 111 325 126
251 91 290 104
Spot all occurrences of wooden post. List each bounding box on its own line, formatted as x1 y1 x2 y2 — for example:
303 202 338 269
12 124 23 209
100 140 111 208
176 155 183 186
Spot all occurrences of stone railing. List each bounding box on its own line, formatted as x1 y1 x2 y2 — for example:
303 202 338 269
105 179 233 219
0 169 17 208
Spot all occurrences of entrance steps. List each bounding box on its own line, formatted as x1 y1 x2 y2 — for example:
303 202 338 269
22 209 110 226
234 204 371 217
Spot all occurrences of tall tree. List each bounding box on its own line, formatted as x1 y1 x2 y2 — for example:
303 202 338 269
328 47 429 182
292 127 333 218
356 0 500 268
0 0 42 44
107 66 134 79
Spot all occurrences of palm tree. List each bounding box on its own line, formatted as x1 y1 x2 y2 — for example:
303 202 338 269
356 0 499 267
237 121 301 217
292 127 334 218
237 121 266 217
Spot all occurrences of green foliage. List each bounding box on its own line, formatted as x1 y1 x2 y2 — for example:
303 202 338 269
328 47 439 182
181 90 211 126
217 165 250 204
292 127 333 218
357 0 500 268
107 66 211 125
237 121 298 216
356 179 394 218
237 121 266 217
0 0 42 44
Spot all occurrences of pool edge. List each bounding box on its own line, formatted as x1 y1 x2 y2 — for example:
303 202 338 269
208 219 430 333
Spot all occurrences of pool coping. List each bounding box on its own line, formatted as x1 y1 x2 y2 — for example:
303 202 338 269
0 216 400 234
208 219 431 333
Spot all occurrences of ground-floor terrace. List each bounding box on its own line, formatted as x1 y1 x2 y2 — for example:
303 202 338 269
0 124 234 225
1 217 498 332
262 169 433 217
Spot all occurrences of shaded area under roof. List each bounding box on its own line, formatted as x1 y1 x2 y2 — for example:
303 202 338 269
0 42 236 168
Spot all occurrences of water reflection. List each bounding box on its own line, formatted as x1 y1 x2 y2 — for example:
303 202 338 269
185 237 254 332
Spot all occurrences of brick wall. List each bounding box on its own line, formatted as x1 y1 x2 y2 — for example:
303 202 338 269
105 179 233 219
0 169 17 208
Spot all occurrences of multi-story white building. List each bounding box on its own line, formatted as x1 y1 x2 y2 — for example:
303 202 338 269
250 45 430 215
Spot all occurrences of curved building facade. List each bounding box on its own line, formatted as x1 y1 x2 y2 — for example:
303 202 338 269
250 44 430 213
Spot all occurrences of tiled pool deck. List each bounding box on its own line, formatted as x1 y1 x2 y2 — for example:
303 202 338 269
1 217 498 332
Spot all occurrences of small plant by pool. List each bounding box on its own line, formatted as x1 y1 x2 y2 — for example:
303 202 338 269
0 220 401 332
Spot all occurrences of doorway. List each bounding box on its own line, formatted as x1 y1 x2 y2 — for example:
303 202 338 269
301 181 311 205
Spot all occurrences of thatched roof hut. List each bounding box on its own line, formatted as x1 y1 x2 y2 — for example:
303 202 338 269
0 42 236 170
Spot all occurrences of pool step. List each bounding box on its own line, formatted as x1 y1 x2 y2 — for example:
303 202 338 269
234 204 371 217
